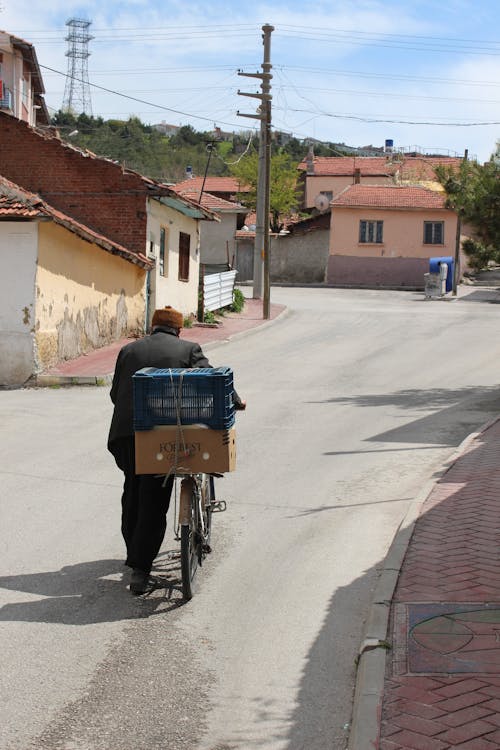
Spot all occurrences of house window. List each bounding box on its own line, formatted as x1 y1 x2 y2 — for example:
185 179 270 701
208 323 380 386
359 220 383 243
22 67 29 108
159 226 168 276
320 191 333 200
424 221 444 245
178 231 190 282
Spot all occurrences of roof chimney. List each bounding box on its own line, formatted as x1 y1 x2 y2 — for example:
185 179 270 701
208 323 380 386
306 146 315 175
354 168 361 184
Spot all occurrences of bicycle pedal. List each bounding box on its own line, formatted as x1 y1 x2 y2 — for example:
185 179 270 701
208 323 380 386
211 500 227 513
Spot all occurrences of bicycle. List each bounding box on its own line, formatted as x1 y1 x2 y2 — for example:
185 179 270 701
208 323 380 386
133 366 244 600
176 472 226 600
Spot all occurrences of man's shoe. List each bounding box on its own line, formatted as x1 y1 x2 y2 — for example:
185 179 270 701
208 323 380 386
130 568 150 595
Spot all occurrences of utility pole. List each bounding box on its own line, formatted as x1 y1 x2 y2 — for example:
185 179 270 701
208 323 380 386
237 24 273 318
452 148 468 296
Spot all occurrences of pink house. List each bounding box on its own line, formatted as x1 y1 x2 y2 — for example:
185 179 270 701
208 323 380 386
0 30 49 126
328 184 463 288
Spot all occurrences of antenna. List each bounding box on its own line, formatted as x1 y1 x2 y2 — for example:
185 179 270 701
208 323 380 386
314 193 331 213
62 18 93 116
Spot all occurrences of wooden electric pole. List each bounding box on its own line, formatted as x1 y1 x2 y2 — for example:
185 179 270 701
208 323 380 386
237 24 274 318
452 148 468 296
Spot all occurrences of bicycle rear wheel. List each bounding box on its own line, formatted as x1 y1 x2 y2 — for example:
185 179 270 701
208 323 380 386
180 478 198 600
179 474 214 600
180 521 197 600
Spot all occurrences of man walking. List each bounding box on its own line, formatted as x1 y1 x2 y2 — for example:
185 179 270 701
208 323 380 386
108 305 244 594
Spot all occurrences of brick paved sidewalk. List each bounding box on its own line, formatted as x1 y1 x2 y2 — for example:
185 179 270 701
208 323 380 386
379 417 500 749
38 298 285 383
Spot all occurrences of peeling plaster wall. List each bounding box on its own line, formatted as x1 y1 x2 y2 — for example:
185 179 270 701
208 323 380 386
0 222 38 386
36 222 146 369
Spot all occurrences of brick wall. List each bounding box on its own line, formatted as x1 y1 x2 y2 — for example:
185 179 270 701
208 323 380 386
0 112 151 254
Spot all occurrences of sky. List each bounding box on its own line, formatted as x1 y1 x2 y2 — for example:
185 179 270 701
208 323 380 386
2 0 500 163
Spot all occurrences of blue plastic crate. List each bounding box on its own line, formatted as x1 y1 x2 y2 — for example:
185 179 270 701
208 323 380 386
133 367 235 431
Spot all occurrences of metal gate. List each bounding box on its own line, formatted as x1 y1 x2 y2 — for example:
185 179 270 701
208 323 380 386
203 270 237 312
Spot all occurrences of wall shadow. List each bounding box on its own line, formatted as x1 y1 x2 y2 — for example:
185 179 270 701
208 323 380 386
282 417 500 750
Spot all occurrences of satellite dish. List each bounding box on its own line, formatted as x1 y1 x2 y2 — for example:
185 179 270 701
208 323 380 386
314 193 330 212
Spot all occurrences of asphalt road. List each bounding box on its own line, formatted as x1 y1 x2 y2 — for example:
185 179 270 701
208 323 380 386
2 286 500 750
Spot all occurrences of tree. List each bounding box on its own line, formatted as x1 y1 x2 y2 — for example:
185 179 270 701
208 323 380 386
230 150 299 232
436 146 500 271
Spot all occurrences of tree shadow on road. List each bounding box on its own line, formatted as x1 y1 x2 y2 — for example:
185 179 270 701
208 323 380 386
311 385 500 447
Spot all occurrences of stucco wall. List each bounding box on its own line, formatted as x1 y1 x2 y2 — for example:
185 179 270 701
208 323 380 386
0 39 34 124
328 206 458 287
0 222 38 385
328 255 429 288
147 199 200 322
200 213 238 266
270 230 329 283
330 207 457 258
36 222 145 369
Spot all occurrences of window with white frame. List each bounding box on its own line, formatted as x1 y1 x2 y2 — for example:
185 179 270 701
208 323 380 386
423 221 444 245
359 220 383 244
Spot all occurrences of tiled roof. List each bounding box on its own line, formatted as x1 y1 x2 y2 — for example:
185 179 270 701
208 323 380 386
397 156 461 181
0 195 42 217
171 185 246 212
173 176 249 193
299 154 462 179
332 184 447 209
0 175 152 268
298 156 393 176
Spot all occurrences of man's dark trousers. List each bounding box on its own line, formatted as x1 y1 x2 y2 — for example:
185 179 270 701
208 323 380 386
110 436 173 574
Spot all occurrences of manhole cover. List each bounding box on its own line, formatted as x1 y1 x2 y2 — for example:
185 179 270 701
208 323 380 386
394 603 500 674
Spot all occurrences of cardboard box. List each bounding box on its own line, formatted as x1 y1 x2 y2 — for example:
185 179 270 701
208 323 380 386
135 425 236 474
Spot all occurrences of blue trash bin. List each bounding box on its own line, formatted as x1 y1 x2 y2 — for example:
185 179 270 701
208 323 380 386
429 256 454 293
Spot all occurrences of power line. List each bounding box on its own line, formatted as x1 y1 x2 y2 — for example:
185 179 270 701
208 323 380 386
41 63 247 129
274 106 500 127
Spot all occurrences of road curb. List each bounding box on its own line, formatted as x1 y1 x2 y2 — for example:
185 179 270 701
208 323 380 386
203 305 290 351
347 414 500 750
33 307 289 387
34 374 113 387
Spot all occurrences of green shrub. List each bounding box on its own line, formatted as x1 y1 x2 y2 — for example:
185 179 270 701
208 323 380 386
462 238 500 272
230 288 245 313
203 309 217 324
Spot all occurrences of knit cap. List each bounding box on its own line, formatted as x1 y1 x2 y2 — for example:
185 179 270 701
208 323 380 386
151 305 183 329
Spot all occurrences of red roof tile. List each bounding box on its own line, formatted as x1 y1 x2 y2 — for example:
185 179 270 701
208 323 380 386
171 185 245 212
174 176 249 193
331 184 447 209
0 196 42 217
298 156 393 176
299 154 462 180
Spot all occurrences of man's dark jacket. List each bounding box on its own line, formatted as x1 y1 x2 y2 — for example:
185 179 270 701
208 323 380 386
107 328 209 449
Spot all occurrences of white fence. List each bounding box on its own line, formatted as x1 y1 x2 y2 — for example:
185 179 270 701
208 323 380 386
203 270 238 312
